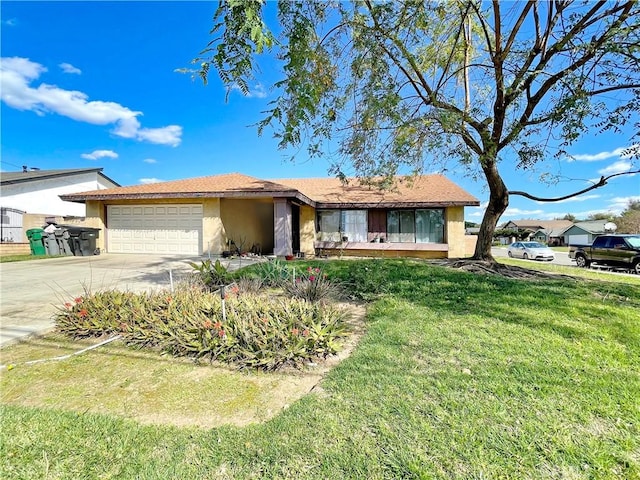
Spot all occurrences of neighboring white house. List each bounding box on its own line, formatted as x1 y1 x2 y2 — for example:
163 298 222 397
0 168 120 217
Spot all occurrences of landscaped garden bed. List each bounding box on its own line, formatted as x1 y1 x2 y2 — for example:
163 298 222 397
55 261 350 371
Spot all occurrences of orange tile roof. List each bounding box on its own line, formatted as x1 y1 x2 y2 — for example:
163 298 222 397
61 172 479 207
61 173 300 201
275 175 479 207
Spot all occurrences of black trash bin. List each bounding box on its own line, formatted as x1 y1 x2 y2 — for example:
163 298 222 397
44 232 60 255
61 226 101 256
55 228 74 255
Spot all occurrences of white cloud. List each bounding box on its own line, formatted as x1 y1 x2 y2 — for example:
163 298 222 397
59 62 82 75
174 67 199 74
231 82 268 99
607 195 640 214
598 160 633 176
143 158 157 164
139 177 163 184
502 207 545 218
535 194 601 205
570 144 639 162
0 57 182 146
81 149 118 160
2 18 18 27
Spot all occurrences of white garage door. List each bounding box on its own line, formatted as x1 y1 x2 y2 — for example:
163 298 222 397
107 204 202 255
568 234 589 245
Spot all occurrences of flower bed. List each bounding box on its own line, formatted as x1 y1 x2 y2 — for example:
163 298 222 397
55 286 348 371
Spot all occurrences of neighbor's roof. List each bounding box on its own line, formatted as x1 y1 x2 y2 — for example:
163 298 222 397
60 172 480 207
1 168 120 187
503 219 573 231
564 220 612 234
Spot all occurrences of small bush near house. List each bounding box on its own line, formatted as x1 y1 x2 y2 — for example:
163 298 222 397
252 258 292 286
338 260 391 300
283 266 342 303
187 259 231 290
55 286 348 371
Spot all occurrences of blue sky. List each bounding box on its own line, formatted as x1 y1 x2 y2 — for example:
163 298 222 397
1 1 638 223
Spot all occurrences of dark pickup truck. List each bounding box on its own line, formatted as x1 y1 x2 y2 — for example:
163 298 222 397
569 234 640 274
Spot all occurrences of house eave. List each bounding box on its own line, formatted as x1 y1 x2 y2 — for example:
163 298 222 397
314 201 480 209
60 190 317 206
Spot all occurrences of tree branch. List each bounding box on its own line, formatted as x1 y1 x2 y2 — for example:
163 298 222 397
509 170 640 202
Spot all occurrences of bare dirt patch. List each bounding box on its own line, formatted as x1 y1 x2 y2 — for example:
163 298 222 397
0 303 366 429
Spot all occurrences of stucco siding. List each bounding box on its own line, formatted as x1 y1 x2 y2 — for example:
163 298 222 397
446 206 466 258
221 198 274 254
299 205 316 257
319 248 447 259
85 201 107 251
203 198 225 255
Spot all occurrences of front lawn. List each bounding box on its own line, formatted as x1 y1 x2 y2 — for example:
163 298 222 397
1 259 639 479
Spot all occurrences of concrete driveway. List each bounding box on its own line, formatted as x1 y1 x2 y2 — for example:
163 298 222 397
0 254 263 346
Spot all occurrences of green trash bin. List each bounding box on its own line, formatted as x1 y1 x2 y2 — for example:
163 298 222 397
26 228 47 256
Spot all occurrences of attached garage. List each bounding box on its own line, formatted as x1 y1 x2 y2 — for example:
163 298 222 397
107 204 203 255
566 234 589 246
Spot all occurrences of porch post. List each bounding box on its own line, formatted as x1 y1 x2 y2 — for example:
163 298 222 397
273 198 292 257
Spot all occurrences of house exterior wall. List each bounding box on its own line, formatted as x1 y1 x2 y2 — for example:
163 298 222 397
318 246 447 259
0 207 24 243
562 225 595 245
299 205 316 257
1 173 118 217
203 198 225 255
85 201 107 251
465 234 477 257
220 198 274 254
446 206 466 258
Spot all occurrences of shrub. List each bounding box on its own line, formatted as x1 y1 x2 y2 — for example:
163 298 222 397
235 276 264 294
187 259 231 290
253 259 292 287
283 266 342 303
342 261 390 300
55 288 348 371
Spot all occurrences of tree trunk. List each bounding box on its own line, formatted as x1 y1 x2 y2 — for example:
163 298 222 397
473 157 509 261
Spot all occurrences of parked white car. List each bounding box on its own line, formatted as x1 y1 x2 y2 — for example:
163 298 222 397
507 242 555 261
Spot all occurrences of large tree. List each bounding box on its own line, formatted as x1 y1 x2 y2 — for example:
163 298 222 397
617 200 640 233
199 0 640 260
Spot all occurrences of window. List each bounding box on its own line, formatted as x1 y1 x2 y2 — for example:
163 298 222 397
388 209 444 243
341 210 367 242
387 211 415 242
415 209 444 243
317 210 367 242
317 210 341 241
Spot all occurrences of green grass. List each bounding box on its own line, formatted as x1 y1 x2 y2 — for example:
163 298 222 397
2 259 639 479
498 256 640 285
0 254 64 263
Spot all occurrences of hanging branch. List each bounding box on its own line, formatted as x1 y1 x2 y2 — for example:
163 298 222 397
509 170 640 202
